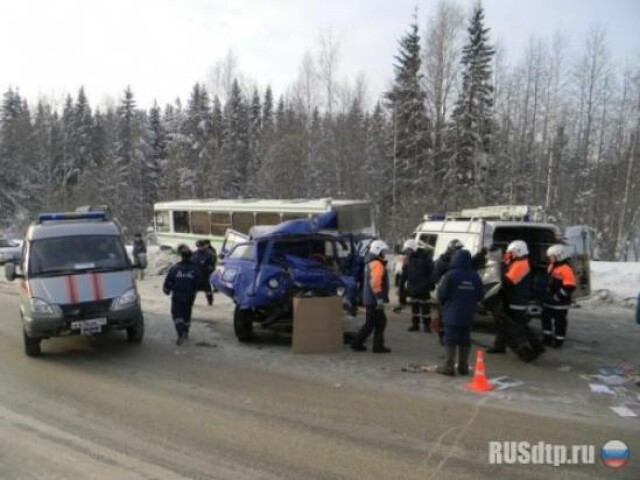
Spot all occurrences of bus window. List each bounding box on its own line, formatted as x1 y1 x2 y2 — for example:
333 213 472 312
282 213 308 222
232 212 255 234
210 212 232 236
191 211 210 235
255 212 282 226
173 211 190 233
155 210 170 232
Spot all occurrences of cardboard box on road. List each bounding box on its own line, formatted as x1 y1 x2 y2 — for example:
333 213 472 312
292 296 343 354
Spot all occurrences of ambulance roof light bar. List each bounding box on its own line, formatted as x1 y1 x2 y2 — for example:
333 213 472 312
37 211 108 223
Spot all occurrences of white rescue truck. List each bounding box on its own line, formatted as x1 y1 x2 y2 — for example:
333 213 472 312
413 205 590 317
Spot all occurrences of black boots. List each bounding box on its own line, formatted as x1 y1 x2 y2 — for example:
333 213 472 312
457 345 471 375
436 346 456 376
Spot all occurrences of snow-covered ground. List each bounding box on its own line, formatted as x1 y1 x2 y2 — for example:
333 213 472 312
589 261 640 306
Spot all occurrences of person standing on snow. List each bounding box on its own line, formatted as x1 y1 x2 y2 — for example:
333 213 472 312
542 244 577 348
192 240 215 306
132 233 147 280
351 240 391 353
400 239 435 332
163 245 202 345
435 249 484 376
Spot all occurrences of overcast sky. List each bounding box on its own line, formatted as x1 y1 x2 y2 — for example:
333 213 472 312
1 0 638 109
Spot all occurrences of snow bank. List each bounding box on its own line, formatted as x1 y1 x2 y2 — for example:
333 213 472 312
587 261 640 308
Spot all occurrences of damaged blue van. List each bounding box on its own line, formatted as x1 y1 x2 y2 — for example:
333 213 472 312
210 212 365 341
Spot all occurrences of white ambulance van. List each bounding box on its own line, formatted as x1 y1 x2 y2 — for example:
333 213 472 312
413 205 590 316
4 210 144 356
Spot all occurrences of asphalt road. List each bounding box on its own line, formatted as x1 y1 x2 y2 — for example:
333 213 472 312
0 288 637 480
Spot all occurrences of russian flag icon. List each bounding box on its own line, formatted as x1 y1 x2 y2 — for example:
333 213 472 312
601 440 630 469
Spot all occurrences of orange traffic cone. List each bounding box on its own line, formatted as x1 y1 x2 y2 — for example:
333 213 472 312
467 349 494 392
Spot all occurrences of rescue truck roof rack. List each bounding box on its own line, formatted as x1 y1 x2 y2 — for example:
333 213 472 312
423 205 545 222
37 211 109 224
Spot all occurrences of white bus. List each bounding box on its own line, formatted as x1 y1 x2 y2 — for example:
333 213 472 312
153 198 375 251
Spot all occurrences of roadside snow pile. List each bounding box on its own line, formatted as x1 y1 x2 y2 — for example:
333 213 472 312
586 261 640 308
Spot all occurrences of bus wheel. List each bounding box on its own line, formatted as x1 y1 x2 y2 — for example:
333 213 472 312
234 307 254 342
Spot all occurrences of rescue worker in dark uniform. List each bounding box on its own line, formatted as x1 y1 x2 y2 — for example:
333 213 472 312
436 249 484 376
132 233 147 280
542 244 577 348
163 245 202 345
192 240 215 306
432 239 464 344
488 240 545 358
400 239 435 332
203 240 217 268
351 240 391 353
434 239 464 282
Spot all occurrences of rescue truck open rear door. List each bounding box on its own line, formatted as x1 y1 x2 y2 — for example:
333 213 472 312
565 226 591 299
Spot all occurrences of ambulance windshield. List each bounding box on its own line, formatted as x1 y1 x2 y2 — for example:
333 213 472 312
29 235 129 276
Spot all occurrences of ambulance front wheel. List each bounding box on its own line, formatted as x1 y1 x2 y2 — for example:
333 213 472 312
126 319 145 344
23 329 42 357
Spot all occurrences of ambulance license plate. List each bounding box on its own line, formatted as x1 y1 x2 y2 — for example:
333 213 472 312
71 318 107 335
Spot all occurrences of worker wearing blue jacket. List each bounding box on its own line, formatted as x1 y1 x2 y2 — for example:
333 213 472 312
163 245 203 345
436 249 484 376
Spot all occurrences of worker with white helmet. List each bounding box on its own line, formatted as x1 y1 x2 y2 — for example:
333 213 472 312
351 239 391 353
542 244 577 348
488 240 545 357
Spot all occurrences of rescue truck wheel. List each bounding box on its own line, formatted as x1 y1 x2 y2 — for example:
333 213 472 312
126 320 144 344
234 307 253 342
23 330 42 357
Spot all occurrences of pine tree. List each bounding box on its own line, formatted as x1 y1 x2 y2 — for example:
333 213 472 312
184 83 213 198
220 79 250 197
0 89 32 222
449 3 495 205
384 12 432 237
148 101 167 200
364 102 392 237
245 88 262 196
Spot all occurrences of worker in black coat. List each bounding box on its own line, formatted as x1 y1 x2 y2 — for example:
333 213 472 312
163 245 202 345
400 239 435 332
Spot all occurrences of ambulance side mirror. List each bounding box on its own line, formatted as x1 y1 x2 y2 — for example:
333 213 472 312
5 262 20 281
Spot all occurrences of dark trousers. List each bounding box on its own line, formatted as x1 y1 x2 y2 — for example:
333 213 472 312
411 294 431 327
171 296 195 337
542 307 568 343
443 324 471 347
495 308 543 351
199 274 213 305
354 306 387 349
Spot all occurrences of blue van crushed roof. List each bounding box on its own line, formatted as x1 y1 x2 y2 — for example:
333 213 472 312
250 211 338 239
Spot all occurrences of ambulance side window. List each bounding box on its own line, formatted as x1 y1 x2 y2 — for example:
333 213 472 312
419 234 438 248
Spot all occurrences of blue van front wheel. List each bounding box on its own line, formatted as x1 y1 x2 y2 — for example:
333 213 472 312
234 307 254 342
